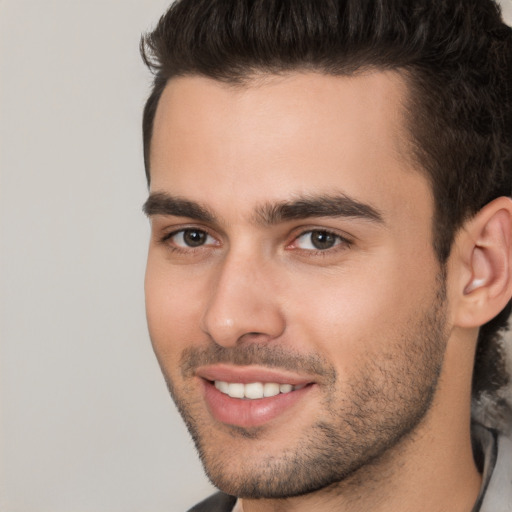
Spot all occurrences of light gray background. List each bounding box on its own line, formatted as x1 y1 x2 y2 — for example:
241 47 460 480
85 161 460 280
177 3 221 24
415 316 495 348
0 1 215 511
1 1 511 511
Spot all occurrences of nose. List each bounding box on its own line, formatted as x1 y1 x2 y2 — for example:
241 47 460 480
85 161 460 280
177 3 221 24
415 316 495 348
200 252 286 347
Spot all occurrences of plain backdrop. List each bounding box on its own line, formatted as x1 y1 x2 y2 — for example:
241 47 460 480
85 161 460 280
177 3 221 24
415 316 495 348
1 1 511 511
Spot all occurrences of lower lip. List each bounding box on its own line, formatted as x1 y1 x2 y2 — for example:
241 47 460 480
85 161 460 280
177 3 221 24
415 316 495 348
202 380 313 428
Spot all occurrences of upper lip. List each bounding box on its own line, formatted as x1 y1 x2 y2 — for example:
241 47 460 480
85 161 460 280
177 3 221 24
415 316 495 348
196 364 315 385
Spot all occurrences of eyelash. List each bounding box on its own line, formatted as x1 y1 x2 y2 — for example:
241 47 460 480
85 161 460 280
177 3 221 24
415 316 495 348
288 229 352 255
159 227 353 256
160 227 218 254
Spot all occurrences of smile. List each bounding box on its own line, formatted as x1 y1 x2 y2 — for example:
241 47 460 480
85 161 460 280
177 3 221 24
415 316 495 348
213 381 306 399
195 365 316 427
201 380 313 428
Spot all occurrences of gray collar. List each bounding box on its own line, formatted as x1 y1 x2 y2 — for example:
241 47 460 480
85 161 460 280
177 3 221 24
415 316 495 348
472 425 512 511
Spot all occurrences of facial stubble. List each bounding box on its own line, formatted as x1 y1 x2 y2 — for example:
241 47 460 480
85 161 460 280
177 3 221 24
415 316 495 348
159 278 448 499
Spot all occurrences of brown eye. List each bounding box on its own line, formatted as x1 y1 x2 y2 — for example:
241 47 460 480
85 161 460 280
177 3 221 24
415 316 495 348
310 231 337 249
169 229 214 248
294 230 345 250
182 229 207 247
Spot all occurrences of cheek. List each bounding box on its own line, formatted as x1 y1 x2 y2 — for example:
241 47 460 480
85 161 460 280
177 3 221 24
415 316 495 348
285 256 436 365
144 258 208 366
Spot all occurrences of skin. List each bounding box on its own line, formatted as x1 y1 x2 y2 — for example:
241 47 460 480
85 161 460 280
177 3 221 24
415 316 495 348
145 72 485 511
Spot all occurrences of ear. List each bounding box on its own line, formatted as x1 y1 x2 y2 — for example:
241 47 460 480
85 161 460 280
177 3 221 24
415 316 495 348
452 197 512 328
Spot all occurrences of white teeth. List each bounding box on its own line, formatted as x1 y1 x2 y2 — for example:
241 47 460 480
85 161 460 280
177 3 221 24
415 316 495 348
214 381 229 394
244 382 264 399
279 384 293 393
227 383 245 398
214 381 302 399
263 382 280 397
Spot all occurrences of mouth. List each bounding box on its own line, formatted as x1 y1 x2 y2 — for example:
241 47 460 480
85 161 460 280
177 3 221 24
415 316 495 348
197 365 315 428
213 380 307 399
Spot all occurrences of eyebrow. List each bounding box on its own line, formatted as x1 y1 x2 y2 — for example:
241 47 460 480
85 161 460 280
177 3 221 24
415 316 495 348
143 192 215 222
143 191 384 225
255 194 384 225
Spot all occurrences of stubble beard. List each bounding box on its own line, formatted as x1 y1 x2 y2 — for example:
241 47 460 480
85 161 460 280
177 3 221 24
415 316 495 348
161 279 448 500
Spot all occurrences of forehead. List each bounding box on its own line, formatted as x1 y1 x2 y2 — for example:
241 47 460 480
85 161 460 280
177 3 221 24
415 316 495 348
150 71 432 226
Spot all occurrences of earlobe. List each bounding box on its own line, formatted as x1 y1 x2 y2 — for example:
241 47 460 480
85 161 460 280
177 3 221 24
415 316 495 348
454 197 512 328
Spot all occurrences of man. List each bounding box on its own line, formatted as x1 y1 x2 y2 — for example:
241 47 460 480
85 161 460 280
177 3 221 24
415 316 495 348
141 0 512 510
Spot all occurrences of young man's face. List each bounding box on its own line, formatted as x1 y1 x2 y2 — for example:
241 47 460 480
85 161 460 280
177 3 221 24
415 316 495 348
145 72 449 498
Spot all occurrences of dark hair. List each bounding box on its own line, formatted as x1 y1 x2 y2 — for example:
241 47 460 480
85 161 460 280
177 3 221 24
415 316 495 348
141 0 512 396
